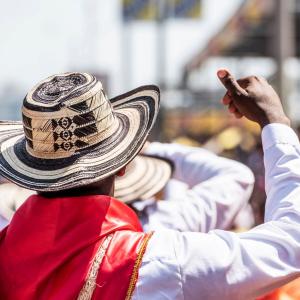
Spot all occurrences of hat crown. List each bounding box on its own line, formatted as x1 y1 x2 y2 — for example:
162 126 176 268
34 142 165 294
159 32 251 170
22 73 117 159
31 73 88 105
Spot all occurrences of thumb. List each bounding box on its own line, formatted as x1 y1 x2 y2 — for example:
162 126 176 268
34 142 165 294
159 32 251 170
217 69 247 96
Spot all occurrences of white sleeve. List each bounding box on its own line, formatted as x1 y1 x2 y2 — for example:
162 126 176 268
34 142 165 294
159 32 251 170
0 215 8 231
144 143 254 231
134 124 300 300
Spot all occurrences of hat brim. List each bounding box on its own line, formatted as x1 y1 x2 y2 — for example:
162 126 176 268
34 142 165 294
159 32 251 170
0 85 160 191
114 154 173 203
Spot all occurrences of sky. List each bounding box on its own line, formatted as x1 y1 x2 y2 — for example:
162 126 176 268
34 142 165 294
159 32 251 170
0 0 243 100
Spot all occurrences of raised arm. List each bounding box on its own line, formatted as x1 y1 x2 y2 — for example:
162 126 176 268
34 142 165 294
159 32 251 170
145 142 254 231
173 123 300 299
134 71 300 300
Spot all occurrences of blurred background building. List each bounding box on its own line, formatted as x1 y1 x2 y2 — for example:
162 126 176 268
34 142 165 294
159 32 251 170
0 0 299 139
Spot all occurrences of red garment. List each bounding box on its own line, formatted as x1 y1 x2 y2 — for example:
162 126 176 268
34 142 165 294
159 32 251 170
0 194 151 300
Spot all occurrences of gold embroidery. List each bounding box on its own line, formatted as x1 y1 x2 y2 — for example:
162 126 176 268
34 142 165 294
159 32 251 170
125 232 154 300
77 234 113 300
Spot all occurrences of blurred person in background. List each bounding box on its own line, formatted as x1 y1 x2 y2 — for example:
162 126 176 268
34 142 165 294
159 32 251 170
1 70 300 299
0 176 34 229
247 139 266 226
115 144 254 233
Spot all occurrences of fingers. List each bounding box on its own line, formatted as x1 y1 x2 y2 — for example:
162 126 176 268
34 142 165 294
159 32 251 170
228 103 243 119
218 69 246 120
228 102 236 113
217 69 248 96
222 92 231 105
237 78 250 89
255 75 268 84
221 93 244 119
233 111 243 119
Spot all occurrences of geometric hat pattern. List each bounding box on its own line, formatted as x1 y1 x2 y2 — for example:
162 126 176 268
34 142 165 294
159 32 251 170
0 72 160 191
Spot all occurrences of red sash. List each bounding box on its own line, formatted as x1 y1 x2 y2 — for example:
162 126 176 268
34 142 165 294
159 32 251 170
0 194 151 300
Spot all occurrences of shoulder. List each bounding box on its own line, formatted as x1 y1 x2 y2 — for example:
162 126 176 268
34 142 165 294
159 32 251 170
132 229 184 299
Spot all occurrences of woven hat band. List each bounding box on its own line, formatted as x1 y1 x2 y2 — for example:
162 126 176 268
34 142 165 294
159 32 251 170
22 89 119 159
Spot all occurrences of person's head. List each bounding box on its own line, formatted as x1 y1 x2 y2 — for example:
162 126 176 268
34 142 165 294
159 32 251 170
0 73 160 196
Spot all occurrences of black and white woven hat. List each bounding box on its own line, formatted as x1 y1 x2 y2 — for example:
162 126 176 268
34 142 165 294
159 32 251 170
0 72 160 191
114 154 173 203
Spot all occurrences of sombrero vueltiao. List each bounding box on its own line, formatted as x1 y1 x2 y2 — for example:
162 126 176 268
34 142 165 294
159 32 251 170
114 154 173 203
0 72 160 191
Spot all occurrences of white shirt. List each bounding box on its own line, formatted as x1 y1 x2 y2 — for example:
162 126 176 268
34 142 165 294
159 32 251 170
137 142 255 232
132 124 300 300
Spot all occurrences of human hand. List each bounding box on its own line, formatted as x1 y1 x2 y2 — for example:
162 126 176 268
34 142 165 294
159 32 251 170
217 69 290 128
